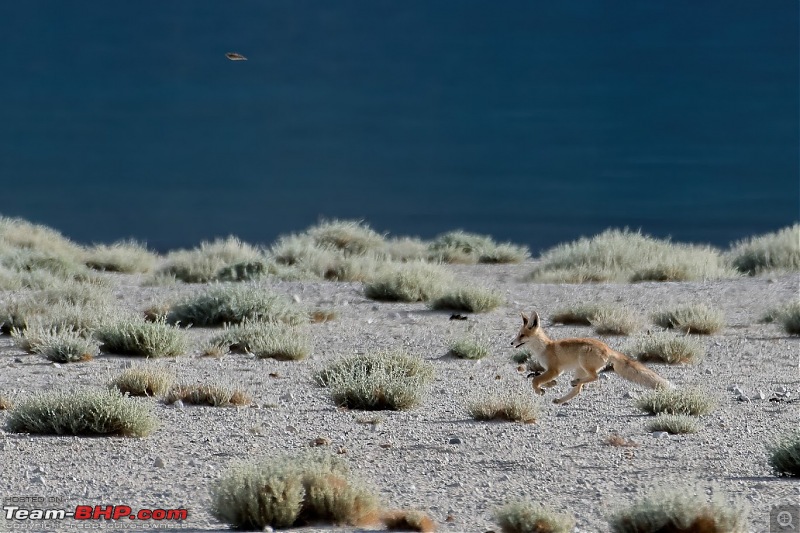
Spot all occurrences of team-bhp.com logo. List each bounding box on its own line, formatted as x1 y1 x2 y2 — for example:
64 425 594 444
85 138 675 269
4 504 188 522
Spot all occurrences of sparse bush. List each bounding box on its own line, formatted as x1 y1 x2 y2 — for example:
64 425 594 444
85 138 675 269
159 237 266 283
110 367 176 397
551 303 606 325
382 510 436 532
528 229 735 283
510 349 531 364
307 219 386 255
494 501 574 533
647 414 700 434
762 301 800 335
607 487 747 533
728 224 800 275
623 332 705 364
448 337 491 360
768 430 800 477
636 388 716 416
143 303 171 323
210 454 381 529
167 284 306 327
165 381 251 407
5 388 157 437
210 321 311 361
13 325 100 363
591 306 640 335
384 237 430 262
652 304 725 334
429 230 530 264
364 262 452 302
467 389 540 423
431 286 504 313
40 282 113 306
315 352 435 410
84 240 157 273
0 297 51 334
96 318 188 357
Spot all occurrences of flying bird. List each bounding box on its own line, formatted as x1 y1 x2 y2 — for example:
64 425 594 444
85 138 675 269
225 52 247 61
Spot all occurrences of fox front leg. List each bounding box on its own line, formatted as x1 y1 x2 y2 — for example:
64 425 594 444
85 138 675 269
531 368 560 395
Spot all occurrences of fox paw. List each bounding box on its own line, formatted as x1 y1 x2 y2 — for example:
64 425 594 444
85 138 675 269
533 389 545 396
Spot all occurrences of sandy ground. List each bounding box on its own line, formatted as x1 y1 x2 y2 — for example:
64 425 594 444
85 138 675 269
0 264 798 532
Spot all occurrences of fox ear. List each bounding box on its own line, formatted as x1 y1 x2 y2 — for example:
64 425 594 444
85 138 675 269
530 311 540 329
520 312 530 326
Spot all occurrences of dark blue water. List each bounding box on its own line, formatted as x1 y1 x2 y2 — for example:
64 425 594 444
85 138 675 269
1 1 797 252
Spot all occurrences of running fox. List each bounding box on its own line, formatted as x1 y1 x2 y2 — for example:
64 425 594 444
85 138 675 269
512 311 671 404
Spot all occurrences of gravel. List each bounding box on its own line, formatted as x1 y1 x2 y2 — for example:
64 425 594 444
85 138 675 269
0 264 797 532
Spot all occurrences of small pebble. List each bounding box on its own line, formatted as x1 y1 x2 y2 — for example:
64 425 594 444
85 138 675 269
449 437 462 445
292 294 301 303
737 395 751 402
652 432 670 439
171 400 184 409
753 390 766 400
154 457 165 468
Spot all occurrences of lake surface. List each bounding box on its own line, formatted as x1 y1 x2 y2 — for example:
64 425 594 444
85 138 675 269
1 1 797 252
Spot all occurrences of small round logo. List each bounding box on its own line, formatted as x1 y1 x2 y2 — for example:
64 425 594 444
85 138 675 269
777 510 795 529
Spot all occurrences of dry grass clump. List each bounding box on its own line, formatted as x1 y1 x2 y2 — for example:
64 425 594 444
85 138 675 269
364 262 453 302
210 321 312 361
430 286 504 313
607 487 748 533
84 240 157 273
428 230 530 264
448 337 491 360
165 381 252 407
494 501 574 533
315 352 435 411
647 414 701 434
727 224 800 275
591 306 640 335
382 510 436 532
467 389 540 424
210 454 381 529
527 229 736 283
0 216 84 261
306 219 386 255
159 237 266 283
623 332 705 364
40 282 112 306
635 388 716 416
768 430 800 477
12 324 99 362
5 388 158 437
110 367 176 397
652 304 725 334
95 318 188 357
167 284 306 327
384 237 430 262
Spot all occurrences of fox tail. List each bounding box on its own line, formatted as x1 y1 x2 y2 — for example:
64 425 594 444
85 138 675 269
608 350 671 390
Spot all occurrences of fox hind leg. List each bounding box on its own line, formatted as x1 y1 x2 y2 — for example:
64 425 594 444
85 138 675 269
570 367 599 387
555 368 594 405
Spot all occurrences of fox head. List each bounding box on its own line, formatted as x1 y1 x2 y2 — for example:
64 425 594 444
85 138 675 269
512 311 541 348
